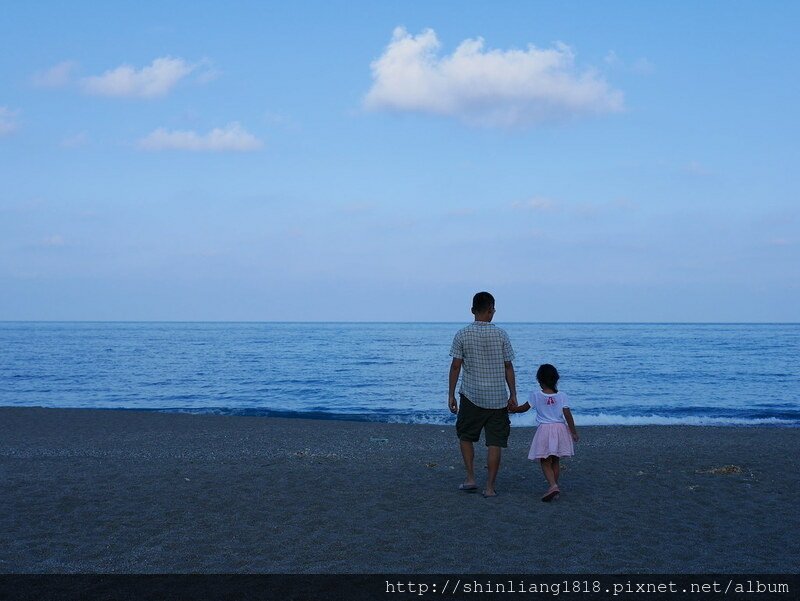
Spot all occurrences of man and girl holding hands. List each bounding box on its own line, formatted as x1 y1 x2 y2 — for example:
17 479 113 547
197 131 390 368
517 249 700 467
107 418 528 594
448 291 579 502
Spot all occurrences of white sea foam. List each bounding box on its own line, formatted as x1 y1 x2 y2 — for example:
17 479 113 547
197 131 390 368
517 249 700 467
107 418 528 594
571 413 796 427
396 412 797 427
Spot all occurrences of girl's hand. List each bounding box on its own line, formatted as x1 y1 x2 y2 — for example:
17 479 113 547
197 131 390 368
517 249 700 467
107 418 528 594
572 433 580 442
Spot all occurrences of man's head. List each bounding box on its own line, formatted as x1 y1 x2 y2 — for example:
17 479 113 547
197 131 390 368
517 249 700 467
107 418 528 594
471 291 495 322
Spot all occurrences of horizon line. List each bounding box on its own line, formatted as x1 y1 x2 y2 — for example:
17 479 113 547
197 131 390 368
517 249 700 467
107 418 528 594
1 320 798 325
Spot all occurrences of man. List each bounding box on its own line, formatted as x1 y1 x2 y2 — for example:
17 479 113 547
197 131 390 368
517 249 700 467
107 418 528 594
448 291 517 498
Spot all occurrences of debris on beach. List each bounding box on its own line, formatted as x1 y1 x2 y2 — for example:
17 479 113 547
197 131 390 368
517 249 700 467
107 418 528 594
698 465 744 475
695 464 758 483
425 462 437 468
370 437 389 443
289 448 340 460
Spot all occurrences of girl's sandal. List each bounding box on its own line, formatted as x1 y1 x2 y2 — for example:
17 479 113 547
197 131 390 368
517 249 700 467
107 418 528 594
541 485 560 502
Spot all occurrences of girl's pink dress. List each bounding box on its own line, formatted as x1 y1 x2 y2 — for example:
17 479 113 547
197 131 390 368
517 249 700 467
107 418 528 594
528 390 574 460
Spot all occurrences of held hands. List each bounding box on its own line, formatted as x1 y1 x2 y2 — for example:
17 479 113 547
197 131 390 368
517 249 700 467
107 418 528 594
507 394 518 412
508 400 529 414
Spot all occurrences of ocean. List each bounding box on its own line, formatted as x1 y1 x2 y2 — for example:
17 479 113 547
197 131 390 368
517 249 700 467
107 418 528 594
1 322 798 426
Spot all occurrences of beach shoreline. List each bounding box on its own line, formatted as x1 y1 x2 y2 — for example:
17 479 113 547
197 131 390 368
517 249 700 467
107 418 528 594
2 407 798 573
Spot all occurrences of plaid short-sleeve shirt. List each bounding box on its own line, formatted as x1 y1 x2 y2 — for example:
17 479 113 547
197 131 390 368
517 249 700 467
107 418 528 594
449 322 515 409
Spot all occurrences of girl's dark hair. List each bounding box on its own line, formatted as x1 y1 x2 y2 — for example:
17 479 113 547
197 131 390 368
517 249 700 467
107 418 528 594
536 364 559 392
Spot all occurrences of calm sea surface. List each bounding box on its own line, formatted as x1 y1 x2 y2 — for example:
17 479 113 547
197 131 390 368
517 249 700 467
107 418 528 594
1 322 798 426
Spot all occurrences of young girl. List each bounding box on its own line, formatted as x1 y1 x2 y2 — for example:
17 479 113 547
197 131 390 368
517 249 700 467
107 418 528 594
511 363 578 502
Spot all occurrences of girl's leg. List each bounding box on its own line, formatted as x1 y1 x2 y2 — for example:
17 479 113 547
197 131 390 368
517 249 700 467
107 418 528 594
552 457 560 484
540 457 560 501
540 457 556 488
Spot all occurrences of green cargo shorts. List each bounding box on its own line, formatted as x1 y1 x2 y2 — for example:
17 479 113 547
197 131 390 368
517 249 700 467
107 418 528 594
456 394 510 448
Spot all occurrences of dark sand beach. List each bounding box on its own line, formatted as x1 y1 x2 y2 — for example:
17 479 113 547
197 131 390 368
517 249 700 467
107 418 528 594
1 407 798 573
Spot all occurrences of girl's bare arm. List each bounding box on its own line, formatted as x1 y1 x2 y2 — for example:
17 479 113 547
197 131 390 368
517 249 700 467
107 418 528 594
563 407 579 441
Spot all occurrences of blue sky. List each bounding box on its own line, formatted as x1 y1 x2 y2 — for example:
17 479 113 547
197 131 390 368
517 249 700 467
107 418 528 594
1 1 798 321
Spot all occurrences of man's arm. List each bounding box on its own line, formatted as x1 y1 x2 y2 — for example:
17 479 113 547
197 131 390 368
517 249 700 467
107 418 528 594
448 358 463 414
505 361 518 410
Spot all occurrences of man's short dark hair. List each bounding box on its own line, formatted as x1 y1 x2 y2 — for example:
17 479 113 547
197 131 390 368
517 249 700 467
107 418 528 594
472 291 495 313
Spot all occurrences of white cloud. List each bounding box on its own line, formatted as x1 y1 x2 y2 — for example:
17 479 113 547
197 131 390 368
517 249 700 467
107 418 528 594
513 196 637 218
82 57 196 98
573 198 638 218
604 51 621 66
61 132 89 148
31 61 77 88
602 52 654 76
632 58 655 75
513 197 559 212
41 235 66 247
194 58 221 84
684 161 712 176
262 110 301 132
138 122 263 152
0 107 19 135
365 27 624 127
446 208 477 218
338 203 375 215
0 197 45 214
377 217 418 231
